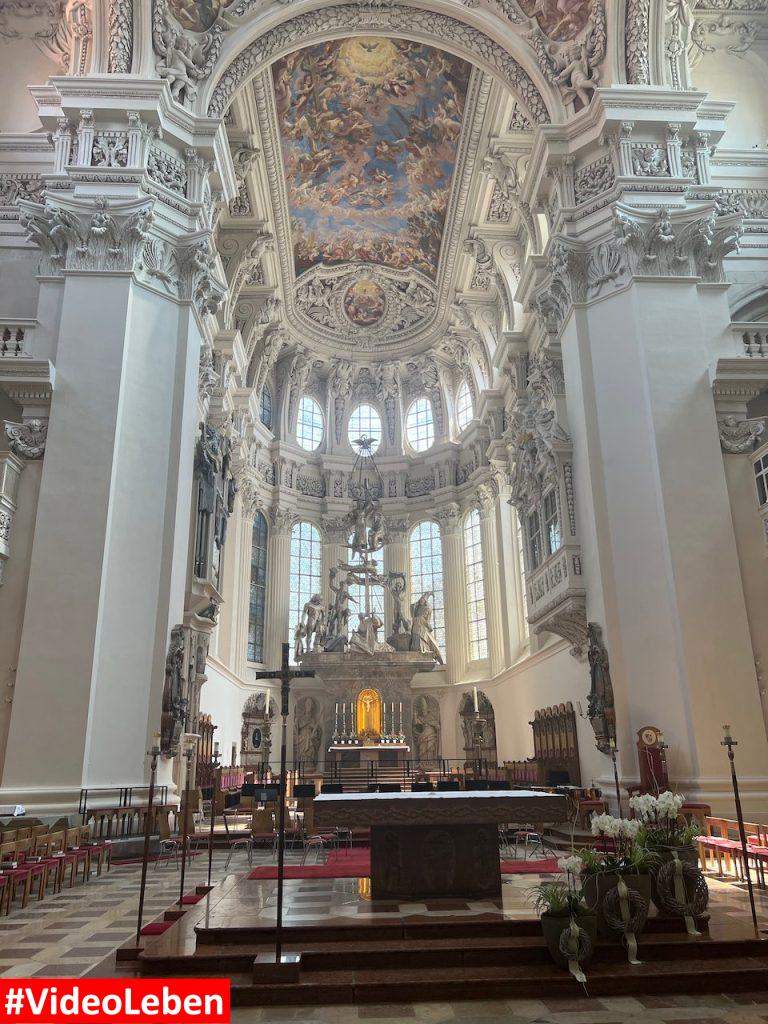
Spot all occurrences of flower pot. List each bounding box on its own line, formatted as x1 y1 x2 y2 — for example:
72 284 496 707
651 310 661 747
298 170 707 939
582 872 651 939
649 845 699 911
540 910 597 971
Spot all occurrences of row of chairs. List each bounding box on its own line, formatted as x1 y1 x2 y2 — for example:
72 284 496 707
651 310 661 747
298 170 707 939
0 824 111 912
88 803 176 839
697 816 768 886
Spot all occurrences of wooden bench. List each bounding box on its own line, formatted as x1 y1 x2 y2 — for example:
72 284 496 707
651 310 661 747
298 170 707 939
697 816 767 884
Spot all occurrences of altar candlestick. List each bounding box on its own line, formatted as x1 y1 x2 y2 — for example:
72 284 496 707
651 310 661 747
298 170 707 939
334 702 339 737
342 702 346 737
399 701 403 735
473 687 479 714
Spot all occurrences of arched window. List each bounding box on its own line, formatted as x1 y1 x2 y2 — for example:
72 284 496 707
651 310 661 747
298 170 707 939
456 379 473 432
406 397 435 452
288 521 323 656
296 396 324 451
464 509 488 661
348 403 382 455
259 386 273 429
347 533 385 631
409 520 445 655
247 511 268 663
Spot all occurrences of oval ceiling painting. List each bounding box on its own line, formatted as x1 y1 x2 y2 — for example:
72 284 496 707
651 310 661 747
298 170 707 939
344 279 386 327
168 0 223 33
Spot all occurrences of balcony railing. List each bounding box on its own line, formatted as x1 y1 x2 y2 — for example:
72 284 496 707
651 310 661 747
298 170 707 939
733 322 768 358
0 321 35 358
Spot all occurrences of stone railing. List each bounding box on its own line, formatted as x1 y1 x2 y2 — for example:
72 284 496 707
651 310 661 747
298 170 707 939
0 321 35 358
733 322 768 358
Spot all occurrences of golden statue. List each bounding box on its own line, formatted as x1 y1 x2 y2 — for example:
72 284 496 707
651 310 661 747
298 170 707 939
356 687 382 738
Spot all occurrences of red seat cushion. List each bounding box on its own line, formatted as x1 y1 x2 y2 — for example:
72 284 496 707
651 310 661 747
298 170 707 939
140 921 173 935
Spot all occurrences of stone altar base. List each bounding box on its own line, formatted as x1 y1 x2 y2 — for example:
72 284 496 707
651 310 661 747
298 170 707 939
371 822 501 899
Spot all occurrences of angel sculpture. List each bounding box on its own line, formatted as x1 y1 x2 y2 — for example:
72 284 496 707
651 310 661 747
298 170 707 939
552 37 599 107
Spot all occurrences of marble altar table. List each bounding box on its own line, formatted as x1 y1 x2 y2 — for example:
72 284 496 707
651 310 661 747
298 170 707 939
313 789 567 900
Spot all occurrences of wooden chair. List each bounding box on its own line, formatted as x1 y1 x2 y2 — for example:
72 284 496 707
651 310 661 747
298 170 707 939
3 838 49 906
78 826 111 875
154 813 178 870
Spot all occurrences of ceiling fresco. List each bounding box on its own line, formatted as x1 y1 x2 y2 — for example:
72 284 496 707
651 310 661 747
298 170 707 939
518 0 592 42
168 0 223 33
271 37 471 281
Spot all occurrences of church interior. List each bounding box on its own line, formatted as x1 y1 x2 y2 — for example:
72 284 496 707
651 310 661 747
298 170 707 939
1 0 768 1015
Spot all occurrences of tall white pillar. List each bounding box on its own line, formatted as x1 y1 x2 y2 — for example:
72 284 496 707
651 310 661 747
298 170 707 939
322 515 348 616
264 508 294 668
558 211 768 815
478 489 505 678
383 519 409 635
436 503 467 685
0 194 209 813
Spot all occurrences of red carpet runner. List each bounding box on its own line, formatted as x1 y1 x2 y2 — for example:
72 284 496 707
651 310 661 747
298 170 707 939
247 849 558 880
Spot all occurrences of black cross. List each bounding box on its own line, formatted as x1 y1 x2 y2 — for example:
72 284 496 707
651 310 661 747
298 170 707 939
253 642 315 962
253 641 315 715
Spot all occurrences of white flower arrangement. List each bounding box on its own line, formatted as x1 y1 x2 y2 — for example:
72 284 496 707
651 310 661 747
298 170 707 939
590 814 642 841
628 791 685 825
557 854 583 876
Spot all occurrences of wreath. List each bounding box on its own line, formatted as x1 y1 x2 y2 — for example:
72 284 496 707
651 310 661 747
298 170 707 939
655 860 709 919
601 882 649 935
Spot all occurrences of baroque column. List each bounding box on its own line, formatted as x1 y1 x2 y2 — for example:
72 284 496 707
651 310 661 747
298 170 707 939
0 91 226 813
263 507 294 669
477 484 505 678
382 518 409 636
321 515 348 614
436 503 467 685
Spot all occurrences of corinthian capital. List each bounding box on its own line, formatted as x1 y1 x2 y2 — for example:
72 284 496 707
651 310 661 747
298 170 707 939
4 420 47 460
269 506 296 536
19 195 154 277
434 502 463 535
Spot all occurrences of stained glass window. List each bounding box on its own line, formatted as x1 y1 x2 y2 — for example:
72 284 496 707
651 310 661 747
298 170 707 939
347 533 385 633
247 511 268 663
464 509 488 661
456 379 473 432
348 404 382 455
288 521 322 657
260 386 273 429
409 520 445 655
296 396 323 451
406 397 435 452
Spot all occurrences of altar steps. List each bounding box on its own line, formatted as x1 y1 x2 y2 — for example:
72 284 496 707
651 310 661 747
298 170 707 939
138 915 768 1003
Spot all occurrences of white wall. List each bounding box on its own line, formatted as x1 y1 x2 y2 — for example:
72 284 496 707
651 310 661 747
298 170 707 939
200 659 250 766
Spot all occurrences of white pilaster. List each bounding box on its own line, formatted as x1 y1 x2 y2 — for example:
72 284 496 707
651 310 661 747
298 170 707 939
437 504 467 685
478 493 505 678
263 508 294 669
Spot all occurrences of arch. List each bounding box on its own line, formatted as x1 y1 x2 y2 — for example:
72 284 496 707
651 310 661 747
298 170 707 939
405 396 435 453
202 5 560 123
357 687 383 737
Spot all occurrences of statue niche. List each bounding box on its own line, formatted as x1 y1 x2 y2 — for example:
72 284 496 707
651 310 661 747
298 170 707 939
459 690 498 766
294 695 322 769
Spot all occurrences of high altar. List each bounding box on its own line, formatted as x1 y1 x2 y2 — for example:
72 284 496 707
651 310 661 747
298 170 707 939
290 447 442 771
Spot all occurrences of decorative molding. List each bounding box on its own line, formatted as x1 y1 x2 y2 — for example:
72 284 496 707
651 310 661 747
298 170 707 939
625 0 652 84
534 599 589 659
152 0 228 106
718 414 765 453
524 0 606 108
19 194 154 276
574 155 615 205
4 420 47 460
208 7 550 122
108 0 133 73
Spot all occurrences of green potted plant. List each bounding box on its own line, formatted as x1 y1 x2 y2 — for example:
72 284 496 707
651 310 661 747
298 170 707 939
580 814 654 949
628 792 703 912
528 857 596 977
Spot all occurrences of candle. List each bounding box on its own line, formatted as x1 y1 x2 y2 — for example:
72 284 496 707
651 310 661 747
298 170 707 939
608 737 616 751
152 731 161 750
722 724 732 741
213 741 220 757
473 686 479 714
399 701 403 735
657 732 664 745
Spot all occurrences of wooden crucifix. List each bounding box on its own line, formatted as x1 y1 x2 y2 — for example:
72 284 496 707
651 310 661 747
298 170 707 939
253 642 315 963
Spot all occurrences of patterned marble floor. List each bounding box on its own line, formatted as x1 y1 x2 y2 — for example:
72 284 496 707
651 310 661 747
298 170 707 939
0 844 765 1024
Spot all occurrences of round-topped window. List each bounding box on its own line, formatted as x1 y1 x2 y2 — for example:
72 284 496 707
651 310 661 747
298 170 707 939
296 396 324 451
348 404 382 456
406 397 435 452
